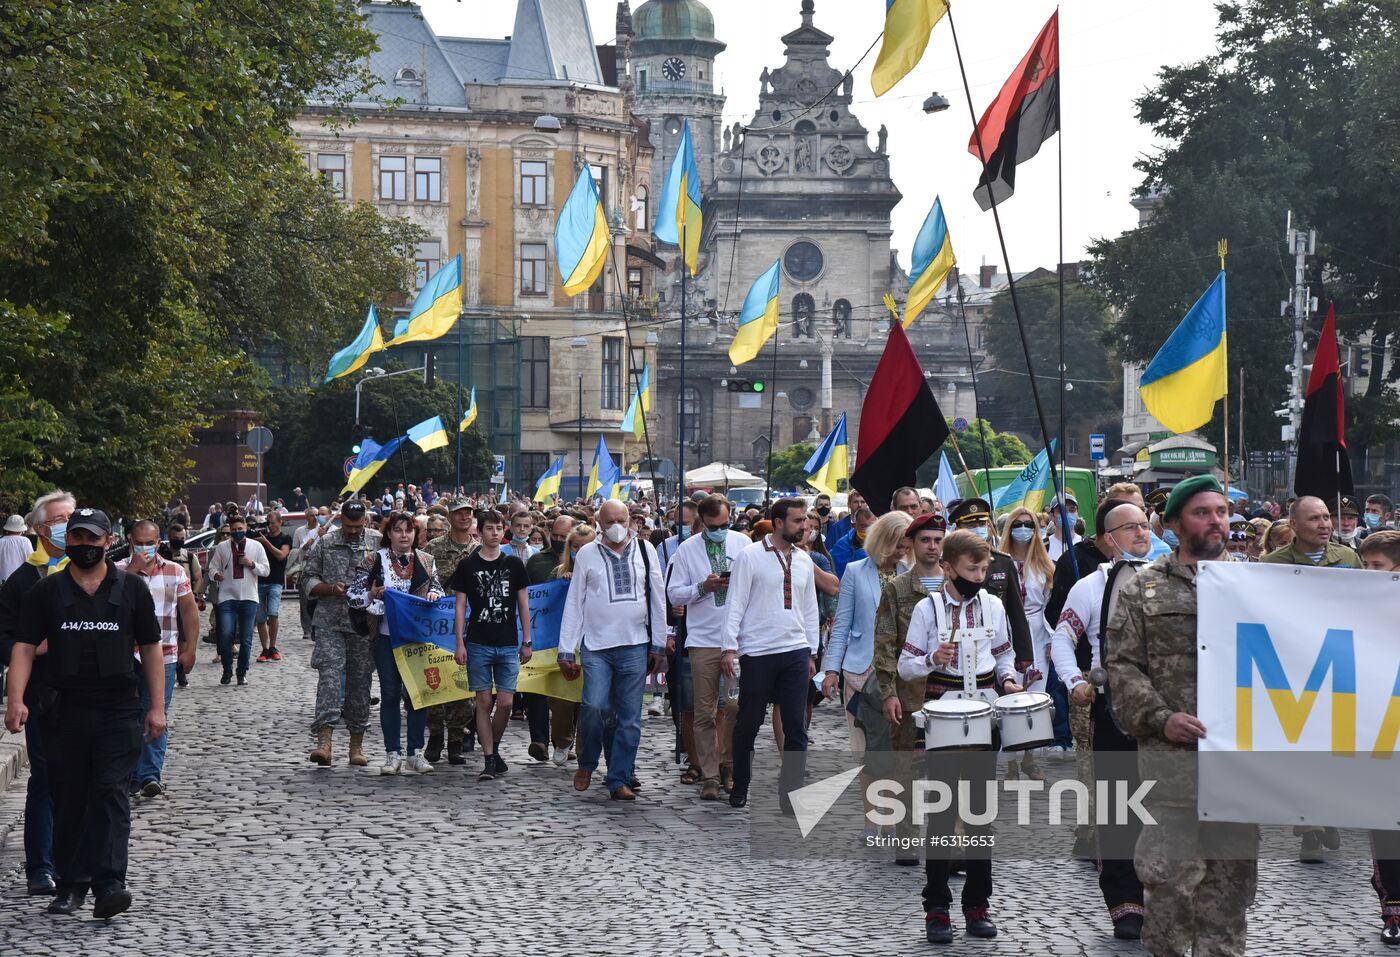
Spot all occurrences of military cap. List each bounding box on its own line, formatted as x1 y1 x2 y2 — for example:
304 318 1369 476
905 512 948 537
1336 495 1360 517
1145 487 1171 513
1162 475 1224 522
446 497 473 512
1229 519 1257 539
948 497 992 525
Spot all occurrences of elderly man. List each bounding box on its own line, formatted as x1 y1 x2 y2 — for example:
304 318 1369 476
558 500 666 801
890 486 922 518
1261 495 1362 569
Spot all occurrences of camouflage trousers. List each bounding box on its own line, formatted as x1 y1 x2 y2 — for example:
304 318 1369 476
425 698 476 743
310 628 374 735
1135 807 1258 957
1068 676 1096 837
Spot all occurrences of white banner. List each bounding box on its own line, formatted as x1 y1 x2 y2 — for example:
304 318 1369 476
1196 561 1400 828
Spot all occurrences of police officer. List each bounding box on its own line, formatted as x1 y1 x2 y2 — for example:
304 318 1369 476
4 508 166 920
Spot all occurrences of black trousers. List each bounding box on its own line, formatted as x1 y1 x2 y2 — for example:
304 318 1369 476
730 647 809 802
1091 694 1144 920
525 693 549 745
1372 831 1400 916
47 700 143 895
922 746 997 913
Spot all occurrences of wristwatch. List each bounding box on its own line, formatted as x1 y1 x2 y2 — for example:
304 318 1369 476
522 640 532 647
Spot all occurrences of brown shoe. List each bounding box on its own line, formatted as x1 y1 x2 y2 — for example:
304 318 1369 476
700 780 721 801
348 733 368 767
309 727 333 766
609 785 636 801
573 769 592 792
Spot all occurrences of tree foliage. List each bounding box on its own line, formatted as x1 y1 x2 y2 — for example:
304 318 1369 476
1087 0 1400 470
915 419 1033 487
0 1 421 516
766 443 820 492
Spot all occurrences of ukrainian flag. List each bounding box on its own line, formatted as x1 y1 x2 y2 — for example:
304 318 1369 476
342 435 405 496
652 119 703 276
1139 271 1227 435
555 170 610 296
991 441 1056 515
460 386 478 432
620 364 652 439
587 435 622 500
803 412 850 496
903 195 956 328
872 0 949 97
729 259 781 366
324 305 384 382
389 254 463 347
407 415 449 453
534 455 565 503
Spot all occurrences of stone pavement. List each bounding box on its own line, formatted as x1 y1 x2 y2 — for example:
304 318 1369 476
0 604 1391 956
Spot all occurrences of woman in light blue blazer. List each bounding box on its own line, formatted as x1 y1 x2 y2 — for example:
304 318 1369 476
820 510 911 756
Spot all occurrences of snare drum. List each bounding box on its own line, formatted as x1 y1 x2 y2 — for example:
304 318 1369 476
913 698 995 751
993 691 1055 751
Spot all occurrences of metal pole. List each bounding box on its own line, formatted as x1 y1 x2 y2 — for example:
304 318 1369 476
763 323 779 503
678 224 687 507
456 315 463 493
577 374 584 502
1286 216 1312 485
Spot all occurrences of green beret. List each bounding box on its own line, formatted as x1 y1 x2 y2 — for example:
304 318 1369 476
1162 475 1224 522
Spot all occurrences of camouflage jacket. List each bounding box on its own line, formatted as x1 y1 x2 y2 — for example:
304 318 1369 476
872 570 936 713
423 533 478 591
1259 540 1360 569
302 526 382 634
1104 551 1203 805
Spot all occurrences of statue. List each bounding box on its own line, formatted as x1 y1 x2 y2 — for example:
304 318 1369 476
842 72 853 97
794 136 813 172
723 126 731 153
732 121 744 146
877 124 888 154
759 67 770 96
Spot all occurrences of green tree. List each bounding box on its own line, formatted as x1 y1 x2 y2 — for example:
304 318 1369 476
766 443 819 492
915 419 1032 487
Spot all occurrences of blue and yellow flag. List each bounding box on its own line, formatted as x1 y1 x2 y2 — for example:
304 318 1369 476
803 412 850 496
620 364 652 439
903 195 956 328
991 440 1056 515
555 170 610 296
730 259 781 366
534 455 565 503
389 254 463 347
460 386 478 432
1139 272 1227 434
325 304 384 382
872 0 949 97
382 591 472 709
587 435 622 500
652 119 703 276
407 415 449 453
342 435 405 496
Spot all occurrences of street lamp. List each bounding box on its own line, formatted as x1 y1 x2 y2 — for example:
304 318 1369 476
922 91 950 114
572 336 588 500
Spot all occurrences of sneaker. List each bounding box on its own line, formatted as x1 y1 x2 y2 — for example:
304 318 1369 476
379 752 403 776
256 651 270 663
479 756 497 781
139 779 164 798
493 754 509 776
647 696 663 716
925 908 953 944
527 741 549 763
404 753 433 773
1383 915 1400 944
552 748 568 767
236 674 248 686
269 648 282 661
220 673 232 685
964 905 997 939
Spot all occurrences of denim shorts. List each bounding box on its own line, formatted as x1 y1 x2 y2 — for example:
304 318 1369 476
256 582 283 623
466 642 521 693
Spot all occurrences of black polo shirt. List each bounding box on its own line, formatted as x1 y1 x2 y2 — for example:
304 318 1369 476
17 563 160 709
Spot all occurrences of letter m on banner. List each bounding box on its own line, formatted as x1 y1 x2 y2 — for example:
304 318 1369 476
1235 624 1357 752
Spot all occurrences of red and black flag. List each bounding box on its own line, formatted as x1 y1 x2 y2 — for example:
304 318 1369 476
1293 303 1354 502
851 322 949 515
969 10 1059 210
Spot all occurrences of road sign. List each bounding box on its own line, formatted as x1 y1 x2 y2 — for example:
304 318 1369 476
952 417 969 433
1120 457 1135 472
490 454 506 484
1089 434 1105 460
245 426 273 455
343 456 356 478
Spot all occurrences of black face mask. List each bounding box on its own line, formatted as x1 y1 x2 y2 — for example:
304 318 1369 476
231 530 247 543
950 575 984 601
65 543 105 570
170 537 185 549
816 505 831 517
550 539 566 555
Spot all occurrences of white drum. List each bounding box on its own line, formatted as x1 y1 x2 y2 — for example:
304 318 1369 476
913 698 995 751
994 691 1055 751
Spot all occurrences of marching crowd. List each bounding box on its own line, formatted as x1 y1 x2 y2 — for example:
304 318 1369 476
2 476 1399 954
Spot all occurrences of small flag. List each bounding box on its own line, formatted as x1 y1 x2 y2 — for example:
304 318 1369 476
621 364 652 440
534 455 565 503
342 436 406 496
325 305 384 382
1293 304 1354 502
903 196 956 328
991 441 1056 514
934 449 959 507
555 170 610 296
1139 272 1227 435
871 0 949 97
969 11 1059 210
407 416 449 453
729 260 781 367
587 436 622 500
389 255 463 347
652 119 703 276
803 413 850 497
460 386 478 432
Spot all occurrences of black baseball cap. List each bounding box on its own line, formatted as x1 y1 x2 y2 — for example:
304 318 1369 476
68 507 112 537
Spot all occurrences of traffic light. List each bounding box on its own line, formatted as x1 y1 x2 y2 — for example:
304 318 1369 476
351 422 365 455
726 379 766 393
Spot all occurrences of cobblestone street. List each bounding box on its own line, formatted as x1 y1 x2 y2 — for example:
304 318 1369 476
0 605 1389 956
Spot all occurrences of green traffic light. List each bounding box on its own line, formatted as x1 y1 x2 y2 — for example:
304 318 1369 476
752 381 765 393
352 444 362 454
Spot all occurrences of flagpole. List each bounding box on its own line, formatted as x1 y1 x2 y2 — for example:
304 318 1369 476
946 431 982 495
605 239 657 506
1219 240 1230 501
763 318 780 504
678 221 687 509
947 4 1078 577
455 312 464 494
1056 22 1067 512
955 282 995 500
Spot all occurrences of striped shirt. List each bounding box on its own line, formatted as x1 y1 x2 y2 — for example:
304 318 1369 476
116 555 191 664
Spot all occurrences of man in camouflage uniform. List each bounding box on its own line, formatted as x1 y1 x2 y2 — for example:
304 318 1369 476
1106 475 1258 957
421 498 479 764
302 501 381 767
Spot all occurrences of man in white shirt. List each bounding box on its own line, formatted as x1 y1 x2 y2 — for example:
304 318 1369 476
1045 492 1081 562
206 513 269 685
558 499 666 801
668 494 748 801
0 514 33 583
721 498 820 810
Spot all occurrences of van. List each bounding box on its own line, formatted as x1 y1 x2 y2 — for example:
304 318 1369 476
954 466 1100 534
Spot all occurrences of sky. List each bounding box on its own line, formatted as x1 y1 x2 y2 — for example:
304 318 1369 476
418 0 1223 273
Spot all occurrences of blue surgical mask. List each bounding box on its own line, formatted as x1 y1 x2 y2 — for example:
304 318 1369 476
1010 527 1034 544
1365 513 1381 529
317 515 328 525
47 522 67 551
970 526 990 541
1163 529 1179 549
677 526 692 541
134 544 157 560
704 527 728 544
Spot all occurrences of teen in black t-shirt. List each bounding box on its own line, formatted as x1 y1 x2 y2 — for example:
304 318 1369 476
449 549 530 646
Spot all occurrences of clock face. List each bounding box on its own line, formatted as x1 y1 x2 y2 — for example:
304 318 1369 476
783 241 824 282
661 56 686 81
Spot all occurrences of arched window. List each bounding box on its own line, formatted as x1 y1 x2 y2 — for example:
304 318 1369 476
832 298 852 338
794 119 817 134
792 293 815 339
677 386 701 445
634 184 648 230
752 434 771 464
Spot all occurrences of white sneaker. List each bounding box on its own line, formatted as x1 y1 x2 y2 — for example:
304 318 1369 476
552 748 568 767
647 696 663 716
404 753 434 773
379 752 403 776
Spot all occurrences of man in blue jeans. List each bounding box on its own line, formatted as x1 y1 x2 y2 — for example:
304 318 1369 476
116 520 200 796
207 514 268 686
557 499 666 801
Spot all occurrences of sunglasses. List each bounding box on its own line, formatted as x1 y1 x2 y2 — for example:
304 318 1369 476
1009 521 1037 530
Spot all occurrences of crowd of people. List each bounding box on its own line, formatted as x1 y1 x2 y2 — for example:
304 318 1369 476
2 475 1397 951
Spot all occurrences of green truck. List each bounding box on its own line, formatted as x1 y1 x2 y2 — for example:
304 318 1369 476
954 466 1101 534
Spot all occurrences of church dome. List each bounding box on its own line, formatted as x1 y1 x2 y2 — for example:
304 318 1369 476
633 0 718 42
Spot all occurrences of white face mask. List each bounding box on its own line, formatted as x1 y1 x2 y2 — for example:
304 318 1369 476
604 523 629 544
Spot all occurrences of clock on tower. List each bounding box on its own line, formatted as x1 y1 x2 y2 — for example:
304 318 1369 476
661 56 686 81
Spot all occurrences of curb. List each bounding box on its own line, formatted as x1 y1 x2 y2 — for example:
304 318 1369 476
0 728 26 794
